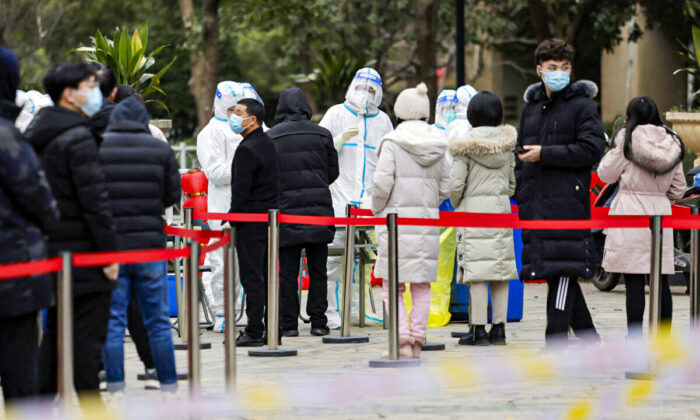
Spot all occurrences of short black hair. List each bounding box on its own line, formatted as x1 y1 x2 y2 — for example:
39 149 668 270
114 84 136 103
43 62 95 104
238 98 265 126
88 63 116 97
467 91 503 128
535 38 575 65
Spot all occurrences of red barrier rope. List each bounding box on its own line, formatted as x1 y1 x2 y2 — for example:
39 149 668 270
164 225 224 241
194 211 268 223
0 257 63 280
201 233 231 254
73 247 190 268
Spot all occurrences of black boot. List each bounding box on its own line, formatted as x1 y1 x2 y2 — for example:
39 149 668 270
457 326 475 345
488 323 506 345
459 325 489 346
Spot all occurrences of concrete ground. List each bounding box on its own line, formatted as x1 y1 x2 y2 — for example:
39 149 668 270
90 280 700 420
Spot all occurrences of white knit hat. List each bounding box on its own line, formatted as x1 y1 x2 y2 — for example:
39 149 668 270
394 82 430 121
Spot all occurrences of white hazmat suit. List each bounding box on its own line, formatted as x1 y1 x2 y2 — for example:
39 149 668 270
319 68 393 328
197 81 245 327
15 90 53 133
446 85 478 141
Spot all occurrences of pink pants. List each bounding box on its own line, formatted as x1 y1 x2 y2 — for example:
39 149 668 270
382 281 431 345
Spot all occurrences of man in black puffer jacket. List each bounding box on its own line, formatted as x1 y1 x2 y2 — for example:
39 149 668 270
268 88 339 337
0 47 59 403
99 96 181 394
515 39 606 345
24 62 118 400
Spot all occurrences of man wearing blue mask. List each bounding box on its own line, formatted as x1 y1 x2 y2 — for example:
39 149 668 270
228 98 280 346
515 39 606 346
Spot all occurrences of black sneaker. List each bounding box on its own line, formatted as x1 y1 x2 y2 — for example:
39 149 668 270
143 368 160 390
459 325 489 346
281 329 299 337
236 331 264 347
488 323 507 345
310 327 330 336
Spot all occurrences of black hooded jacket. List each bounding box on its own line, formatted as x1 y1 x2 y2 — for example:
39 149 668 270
25 105 117 296
99 97 181 250
515 80 606 280
267 88 339 246
88 98 116 144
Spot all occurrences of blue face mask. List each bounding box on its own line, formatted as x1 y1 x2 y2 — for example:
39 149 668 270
229 114 251 134
445 110 457 125
74 87 103 117
543 70 570 92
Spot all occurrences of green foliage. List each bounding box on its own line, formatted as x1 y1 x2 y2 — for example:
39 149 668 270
69 22 176 112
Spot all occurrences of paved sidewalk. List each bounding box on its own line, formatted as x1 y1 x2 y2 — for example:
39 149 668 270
97 280 700 419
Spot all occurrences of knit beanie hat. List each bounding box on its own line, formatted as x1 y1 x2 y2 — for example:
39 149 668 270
394 82 430 121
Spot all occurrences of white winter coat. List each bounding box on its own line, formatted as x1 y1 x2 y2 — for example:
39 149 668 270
372 120 452 283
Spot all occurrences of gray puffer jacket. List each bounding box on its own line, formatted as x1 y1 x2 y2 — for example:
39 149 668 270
449 125 518 283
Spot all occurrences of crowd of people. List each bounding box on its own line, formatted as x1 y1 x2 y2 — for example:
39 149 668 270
0 35 687 407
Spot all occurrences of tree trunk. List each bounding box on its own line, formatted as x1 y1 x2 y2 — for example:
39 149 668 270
415 0 440 123
527 0 551 43
178 0 220 130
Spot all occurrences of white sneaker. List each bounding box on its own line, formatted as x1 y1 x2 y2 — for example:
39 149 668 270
214 315 225 333
143 368 159 390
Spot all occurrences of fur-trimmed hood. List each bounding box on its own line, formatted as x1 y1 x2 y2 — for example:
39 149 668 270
378 120 447 167
523 80 598 104
448 125 517 169
617 125 683 175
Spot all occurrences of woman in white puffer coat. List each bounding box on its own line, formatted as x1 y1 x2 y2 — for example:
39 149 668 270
373 83 452 359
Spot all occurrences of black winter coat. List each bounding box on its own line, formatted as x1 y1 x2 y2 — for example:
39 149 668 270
100 97 181 250
0 101 59 317
229 127 279 215
268 88 339 247
515 81 606 280
25 106 117 296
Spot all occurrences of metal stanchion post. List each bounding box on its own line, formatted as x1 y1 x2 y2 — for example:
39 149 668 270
627 215 663 380
249 210 297 357
691 208 700 325
57 252 74 410
370 213 419 367
188 240 201 395
324 204 369 344
224 228 237 391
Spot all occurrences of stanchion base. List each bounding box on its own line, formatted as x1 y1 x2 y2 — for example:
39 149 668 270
174 342 212 350
137 372 188 381
322 334 370 344
422 342 445 351
625 370 657 380
451 330 469 338
369 358 421 368
248 348 298 357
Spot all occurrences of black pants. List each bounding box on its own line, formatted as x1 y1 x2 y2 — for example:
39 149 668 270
280 243 329 330
625 273 673 335
236 224 269 339
40 291 111 400
0 312 40 403
128 280 154 370
545 277 598 344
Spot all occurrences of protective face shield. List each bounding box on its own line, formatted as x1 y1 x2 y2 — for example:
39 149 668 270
434 89 458 130
455 85 478 119
240 82 264 106
213 81 245 122
344 68 383 115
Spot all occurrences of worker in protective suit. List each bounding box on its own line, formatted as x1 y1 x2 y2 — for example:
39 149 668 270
446 85 478 141
319 68 393 329
196 81 245 332
15 90 53 133
433 89 458 135
240 82 269 131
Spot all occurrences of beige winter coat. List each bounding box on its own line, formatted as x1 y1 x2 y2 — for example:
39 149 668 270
449 125 519 283
372 120 452 283
598 125 686 275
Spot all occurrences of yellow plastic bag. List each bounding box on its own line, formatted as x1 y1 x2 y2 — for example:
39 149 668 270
403 227 455 327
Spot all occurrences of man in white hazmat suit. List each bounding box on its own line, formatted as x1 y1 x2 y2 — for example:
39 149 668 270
433 89 458 135
15 90 53 133
319 68 393 328
197 81 245 332
446 85 478 141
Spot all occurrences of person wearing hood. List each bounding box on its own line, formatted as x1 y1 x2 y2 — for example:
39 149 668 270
434 89 458 134
87 63 118 144
448 92 518 346
15 89 53 133
319 67 394 329
372 83 452 359
446 85 478 140
24 62 118 400
99 96 181 394
113 84 168 142
268 88 339 337
240 82 270 131
196 80 245 332
515 39 606 345
598 97 686 337
0 47 59 403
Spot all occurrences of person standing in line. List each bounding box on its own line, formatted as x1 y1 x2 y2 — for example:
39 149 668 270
598 96 685 337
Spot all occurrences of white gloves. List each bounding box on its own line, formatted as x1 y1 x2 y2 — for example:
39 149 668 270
103 263 120 281
333 126 360 149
